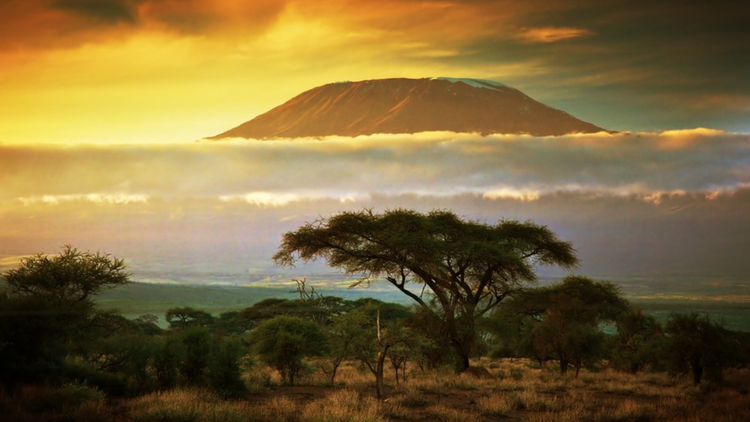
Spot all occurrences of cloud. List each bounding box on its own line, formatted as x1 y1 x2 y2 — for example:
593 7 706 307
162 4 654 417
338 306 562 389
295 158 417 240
53 0 138 23
17 193 149 206
517 27 593 43
0 0 289 52
218 192 364 207
1 130 748 283
1 129 748 209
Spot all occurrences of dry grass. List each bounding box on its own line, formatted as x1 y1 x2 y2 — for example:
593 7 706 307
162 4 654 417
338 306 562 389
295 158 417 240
3 361 748 421
300 390 386 422
424 404 482 422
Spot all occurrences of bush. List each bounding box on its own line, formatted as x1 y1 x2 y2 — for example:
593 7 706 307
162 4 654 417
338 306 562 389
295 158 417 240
208 337 248 398
665 313 731 385
177 327 213 385
250 316 329 385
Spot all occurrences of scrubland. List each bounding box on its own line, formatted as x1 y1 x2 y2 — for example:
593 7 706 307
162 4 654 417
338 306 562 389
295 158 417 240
3 358 748 422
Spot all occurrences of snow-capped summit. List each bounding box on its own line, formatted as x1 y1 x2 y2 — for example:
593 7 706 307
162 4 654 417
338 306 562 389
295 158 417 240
210 77 604 139
432 77 508 91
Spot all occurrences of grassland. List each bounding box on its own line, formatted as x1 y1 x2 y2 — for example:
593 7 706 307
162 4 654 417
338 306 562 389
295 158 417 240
3 359 748 421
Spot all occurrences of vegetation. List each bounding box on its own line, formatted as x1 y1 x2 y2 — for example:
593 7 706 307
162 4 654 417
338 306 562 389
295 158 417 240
273 208 577 371
1 212 748 420
250 316 329 385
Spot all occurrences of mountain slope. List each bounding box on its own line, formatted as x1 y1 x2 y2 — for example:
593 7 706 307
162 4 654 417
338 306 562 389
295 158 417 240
211 77 605 139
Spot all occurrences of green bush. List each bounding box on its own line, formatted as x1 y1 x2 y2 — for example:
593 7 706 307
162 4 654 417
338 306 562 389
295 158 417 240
250 316 329 385
208 337 248 398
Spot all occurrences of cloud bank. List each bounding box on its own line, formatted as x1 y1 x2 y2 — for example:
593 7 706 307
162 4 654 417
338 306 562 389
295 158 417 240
1 130 748 204
2 129 749 284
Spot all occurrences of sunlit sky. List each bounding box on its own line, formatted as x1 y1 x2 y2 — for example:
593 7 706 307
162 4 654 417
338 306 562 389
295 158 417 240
1 1 749 295
2 0 750 144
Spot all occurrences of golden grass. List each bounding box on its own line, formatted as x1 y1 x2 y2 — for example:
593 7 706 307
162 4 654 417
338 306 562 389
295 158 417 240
300 390 386 422
128 388 301 422
424 404 482 422
3 361 748 421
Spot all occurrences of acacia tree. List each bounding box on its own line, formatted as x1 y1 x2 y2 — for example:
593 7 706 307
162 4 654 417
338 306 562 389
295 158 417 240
665 313 730 385
0 245 130 387
3 245 129 301
502 276 628 375
273 209 577 371
610 308 664 374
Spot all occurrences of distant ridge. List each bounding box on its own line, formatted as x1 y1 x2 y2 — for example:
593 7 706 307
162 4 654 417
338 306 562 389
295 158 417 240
211 77 605 139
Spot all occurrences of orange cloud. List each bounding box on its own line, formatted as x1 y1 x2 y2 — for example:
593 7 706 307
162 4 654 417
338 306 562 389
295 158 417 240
517 27 593 43
0 0 289 53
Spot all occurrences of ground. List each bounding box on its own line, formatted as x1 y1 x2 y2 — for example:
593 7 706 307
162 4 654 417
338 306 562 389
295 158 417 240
2 359 749 421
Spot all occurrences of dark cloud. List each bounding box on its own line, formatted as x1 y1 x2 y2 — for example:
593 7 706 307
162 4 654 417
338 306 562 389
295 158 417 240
0 0 289 52
53 0 138 23
426 0 750 131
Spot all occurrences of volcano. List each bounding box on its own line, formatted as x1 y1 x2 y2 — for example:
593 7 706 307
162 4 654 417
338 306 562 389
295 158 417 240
210 77 605 139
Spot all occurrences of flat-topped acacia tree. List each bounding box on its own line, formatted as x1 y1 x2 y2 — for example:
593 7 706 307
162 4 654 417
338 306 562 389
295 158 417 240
273 209 578 372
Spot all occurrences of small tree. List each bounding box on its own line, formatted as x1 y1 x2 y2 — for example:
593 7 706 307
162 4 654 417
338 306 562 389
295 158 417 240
274 209 577 372
208 337 248 398
322 311 368 385
665 313 729 385
3 245 129 302
165 307 215 329
503 276 628 375
610 308 664 374
0 246 130 387
152 336 181 390
251 316 329 385
176 327 213 385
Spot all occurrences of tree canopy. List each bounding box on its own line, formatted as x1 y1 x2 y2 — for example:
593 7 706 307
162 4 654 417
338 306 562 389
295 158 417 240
497 276 629 375
274 208 578 371
0 245 131 387
3 245 129 302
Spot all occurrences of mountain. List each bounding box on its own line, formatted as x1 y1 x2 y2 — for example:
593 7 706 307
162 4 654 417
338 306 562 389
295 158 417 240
210 77 605 139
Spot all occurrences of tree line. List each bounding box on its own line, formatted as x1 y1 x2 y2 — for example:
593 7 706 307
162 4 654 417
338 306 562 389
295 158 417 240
1 210 748 401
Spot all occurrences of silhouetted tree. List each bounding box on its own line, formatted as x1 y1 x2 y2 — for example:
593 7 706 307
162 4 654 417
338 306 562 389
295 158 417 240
274 209 577 372
165 307 215 329
502 276 628 375
665 313 729 385
176 327 213 384
0 246 130 388
208 336 248 398
610 308 664 374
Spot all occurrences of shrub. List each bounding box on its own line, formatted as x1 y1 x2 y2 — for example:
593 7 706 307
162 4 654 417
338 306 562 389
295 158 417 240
250 316 329 385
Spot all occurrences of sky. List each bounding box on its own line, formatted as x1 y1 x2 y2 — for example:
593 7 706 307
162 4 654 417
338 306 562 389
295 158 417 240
1 0 749 298
1 0 749 143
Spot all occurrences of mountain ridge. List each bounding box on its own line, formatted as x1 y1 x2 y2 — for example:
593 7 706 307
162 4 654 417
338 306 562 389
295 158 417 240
210 77 605 139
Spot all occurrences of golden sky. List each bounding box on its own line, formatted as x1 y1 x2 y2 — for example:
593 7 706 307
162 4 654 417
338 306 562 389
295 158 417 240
2 0 749 144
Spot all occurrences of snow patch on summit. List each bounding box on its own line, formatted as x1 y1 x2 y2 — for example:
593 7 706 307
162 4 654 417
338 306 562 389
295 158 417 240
433 77 508 91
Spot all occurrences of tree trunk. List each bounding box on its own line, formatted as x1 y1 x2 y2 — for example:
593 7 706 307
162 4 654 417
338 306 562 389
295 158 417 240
375 310 389 401
330 361 339 386
692 361 703 385
376 349 387 400
559 358 568 374
451 337 471 373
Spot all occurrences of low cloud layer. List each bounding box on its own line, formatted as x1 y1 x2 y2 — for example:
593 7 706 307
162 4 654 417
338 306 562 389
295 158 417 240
2 130 749 286
2 129 749 204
